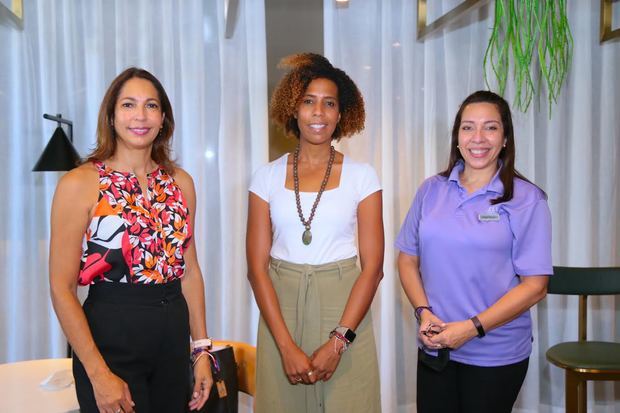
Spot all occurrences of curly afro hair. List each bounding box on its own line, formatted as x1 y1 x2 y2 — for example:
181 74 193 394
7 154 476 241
270 53 365 140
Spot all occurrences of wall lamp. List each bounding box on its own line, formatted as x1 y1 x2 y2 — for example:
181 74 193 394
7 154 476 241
33 113 81 171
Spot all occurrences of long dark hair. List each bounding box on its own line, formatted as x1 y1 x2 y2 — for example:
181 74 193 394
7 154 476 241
439 90 543 204
87 67 177 173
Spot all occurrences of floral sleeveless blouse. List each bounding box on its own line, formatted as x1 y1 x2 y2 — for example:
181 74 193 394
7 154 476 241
78 161 192 285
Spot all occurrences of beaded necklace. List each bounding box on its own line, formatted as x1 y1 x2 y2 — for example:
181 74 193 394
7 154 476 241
293 144 336 245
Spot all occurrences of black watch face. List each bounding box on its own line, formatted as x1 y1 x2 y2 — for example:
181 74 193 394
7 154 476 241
344 329 356 342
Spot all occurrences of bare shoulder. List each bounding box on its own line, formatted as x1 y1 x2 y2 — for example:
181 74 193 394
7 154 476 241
56 163 98 197
52 162 99 216
171 167 196 196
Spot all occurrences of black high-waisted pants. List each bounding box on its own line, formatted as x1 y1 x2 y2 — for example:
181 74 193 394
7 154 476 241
73 280 190 413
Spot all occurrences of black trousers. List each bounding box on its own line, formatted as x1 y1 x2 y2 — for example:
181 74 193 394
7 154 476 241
417 349 529 413
73 280 190 413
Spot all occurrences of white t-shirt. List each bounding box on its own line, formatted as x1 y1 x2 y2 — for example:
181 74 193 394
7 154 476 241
249 154 381 265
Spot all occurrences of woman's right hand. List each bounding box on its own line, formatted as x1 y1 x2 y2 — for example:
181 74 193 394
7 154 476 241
418 311 446 350
91 369 135 413
280 343 315 385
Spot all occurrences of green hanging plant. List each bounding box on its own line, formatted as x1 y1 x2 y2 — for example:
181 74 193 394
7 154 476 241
483 0 574 113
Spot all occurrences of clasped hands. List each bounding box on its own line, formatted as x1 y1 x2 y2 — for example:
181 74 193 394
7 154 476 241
282 337 343 385
418 313 478 351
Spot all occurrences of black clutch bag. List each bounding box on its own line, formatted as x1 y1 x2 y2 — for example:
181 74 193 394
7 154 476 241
190 345 239 413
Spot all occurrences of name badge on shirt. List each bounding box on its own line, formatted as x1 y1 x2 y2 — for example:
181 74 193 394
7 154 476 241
478 206 500 222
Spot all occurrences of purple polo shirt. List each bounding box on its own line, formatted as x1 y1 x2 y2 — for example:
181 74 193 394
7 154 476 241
396 161 552 366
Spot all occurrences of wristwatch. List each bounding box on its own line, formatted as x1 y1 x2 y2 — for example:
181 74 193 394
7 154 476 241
334 326 356 343
470 316 486 338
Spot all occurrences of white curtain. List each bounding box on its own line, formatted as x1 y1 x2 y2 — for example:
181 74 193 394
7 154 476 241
325 0 619 412
0 0 266 365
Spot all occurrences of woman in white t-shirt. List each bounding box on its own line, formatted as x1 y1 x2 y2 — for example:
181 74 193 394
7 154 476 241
247 53 384 413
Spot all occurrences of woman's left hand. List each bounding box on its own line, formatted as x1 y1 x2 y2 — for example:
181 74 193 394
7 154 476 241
188 356 213 411
310 338 343 382
428 319 478 350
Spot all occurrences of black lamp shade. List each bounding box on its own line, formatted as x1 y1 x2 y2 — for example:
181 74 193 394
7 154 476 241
32 126 81 171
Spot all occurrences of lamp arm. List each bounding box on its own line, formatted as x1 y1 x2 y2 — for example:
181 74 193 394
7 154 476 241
43 113 73 143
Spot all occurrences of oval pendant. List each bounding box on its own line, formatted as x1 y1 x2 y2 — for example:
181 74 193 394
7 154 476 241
302 229 312 245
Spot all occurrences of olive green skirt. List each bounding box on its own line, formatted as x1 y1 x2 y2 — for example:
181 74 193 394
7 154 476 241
255 256 381 413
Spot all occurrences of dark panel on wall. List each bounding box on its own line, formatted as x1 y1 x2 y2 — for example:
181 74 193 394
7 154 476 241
266 0 324 160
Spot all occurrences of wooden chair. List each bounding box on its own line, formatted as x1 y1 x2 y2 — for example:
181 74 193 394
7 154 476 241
545 266 620 413
213 340 256 396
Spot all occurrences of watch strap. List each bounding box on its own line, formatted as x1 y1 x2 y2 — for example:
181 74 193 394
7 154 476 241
470 316 485 338
334 326 356 343
192 338 213 350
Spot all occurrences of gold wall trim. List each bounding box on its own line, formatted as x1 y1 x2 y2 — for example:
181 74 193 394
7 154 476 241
600 0 620 43
0 0 22 26
417 0 490 41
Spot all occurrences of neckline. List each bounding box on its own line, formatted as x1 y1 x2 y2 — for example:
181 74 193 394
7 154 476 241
449 160 503 195
96 160 161 177
283 153 344 193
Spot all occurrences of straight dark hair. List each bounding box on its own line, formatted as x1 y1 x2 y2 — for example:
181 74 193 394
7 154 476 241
439 90 544 204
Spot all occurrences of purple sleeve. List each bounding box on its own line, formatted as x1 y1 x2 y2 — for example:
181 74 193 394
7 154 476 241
395 179 430 256
510 199 553 276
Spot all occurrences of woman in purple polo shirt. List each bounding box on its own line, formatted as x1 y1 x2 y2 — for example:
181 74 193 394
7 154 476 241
396 90 552 413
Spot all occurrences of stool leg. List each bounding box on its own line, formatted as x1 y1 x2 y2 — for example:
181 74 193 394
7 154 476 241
565 371 579 413
577 375 586 413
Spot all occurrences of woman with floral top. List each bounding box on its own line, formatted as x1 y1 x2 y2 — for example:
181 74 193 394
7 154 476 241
50 68 212 413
